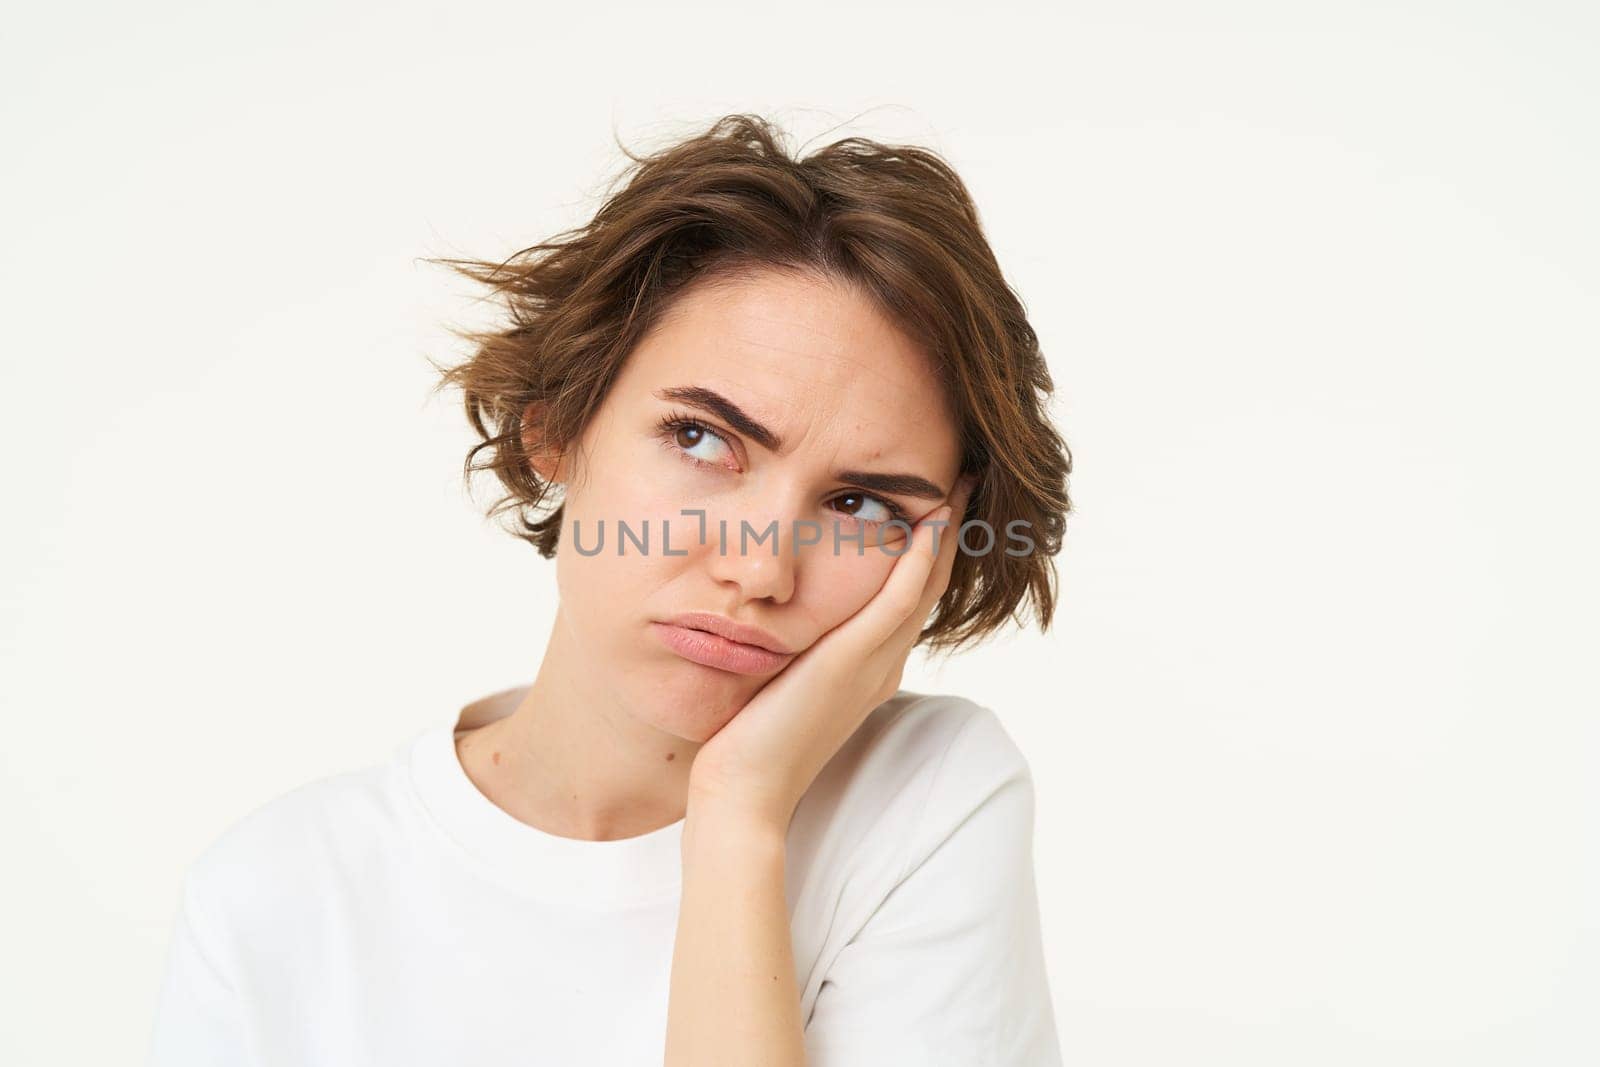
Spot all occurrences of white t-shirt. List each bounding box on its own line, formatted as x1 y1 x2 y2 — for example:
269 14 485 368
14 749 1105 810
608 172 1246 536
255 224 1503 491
148 689 1062 1066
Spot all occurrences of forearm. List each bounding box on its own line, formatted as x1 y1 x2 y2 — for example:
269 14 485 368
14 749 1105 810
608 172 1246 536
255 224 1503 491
663 796 805 1067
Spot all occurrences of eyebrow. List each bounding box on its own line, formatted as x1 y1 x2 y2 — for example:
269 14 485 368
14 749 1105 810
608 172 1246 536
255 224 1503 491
654 385 949 500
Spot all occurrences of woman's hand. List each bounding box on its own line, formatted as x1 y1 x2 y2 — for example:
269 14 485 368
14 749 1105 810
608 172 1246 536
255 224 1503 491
686 475 976 830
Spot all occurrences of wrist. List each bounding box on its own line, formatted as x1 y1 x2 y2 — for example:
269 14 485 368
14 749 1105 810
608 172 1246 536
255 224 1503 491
681 791 790 856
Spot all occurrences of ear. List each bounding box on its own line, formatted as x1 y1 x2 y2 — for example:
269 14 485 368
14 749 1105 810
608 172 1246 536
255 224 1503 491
520 400 567 484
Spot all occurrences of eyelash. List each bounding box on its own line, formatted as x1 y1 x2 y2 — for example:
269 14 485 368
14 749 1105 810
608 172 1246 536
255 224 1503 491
653 411 912 527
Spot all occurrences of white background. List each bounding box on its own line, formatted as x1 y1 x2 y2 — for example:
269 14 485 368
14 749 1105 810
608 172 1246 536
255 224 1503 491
3 1 1595 1064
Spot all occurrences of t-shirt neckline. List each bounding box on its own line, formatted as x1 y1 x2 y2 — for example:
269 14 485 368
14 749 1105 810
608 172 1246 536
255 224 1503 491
404 707 685 908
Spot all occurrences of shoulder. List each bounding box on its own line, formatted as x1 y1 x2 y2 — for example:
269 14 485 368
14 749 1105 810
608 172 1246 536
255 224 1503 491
794 694 1059 1065
826 688 1032 805
790 690 1034 883
179 749 412 935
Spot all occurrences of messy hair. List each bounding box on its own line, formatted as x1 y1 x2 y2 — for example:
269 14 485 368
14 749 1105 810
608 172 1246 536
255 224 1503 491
428 113 1073 654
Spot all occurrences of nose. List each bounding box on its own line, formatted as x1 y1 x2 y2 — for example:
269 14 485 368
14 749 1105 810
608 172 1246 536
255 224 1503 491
699 503 799 606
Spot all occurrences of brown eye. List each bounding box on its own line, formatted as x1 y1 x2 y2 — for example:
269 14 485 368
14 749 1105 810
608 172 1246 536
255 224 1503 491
661 416 735 467
830 491 898 525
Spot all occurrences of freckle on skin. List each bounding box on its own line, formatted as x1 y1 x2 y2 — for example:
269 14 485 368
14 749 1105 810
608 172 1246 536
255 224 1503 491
666 752 675 761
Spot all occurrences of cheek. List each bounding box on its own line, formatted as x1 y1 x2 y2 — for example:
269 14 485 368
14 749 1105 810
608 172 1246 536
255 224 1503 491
618 446 701 529
555 474 684 610
801 546 901 630
563 440 690 546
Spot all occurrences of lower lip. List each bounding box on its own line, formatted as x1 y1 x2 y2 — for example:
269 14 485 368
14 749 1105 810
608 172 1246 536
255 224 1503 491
649 622 793 675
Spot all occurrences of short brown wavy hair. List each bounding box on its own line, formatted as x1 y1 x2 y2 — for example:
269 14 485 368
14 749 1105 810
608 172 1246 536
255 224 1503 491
428 113 1072 654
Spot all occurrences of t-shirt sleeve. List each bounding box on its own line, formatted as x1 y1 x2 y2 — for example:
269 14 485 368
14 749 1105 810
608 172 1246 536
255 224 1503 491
802 705 1063 1067
147 865 252 1066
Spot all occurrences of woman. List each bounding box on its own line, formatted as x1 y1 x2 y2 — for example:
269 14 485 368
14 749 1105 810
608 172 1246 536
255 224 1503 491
149 114 1073 1066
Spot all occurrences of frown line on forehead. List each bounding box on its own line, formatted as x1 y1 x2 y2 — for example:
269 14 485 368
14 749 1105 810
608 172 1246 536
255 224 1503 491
653 384 949 501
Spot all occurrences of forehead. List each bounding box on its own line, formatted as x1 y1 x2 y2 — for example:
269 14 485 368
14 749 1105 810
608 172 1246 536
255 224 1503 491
620 269 959 463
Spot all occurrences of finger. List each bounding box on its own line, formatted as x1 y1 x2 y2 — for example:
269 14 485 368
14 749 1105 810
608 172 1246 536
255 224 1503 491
844 504 950 650
882 474 976 651
884 511 962 652
825 473 975 659
914 474 975 611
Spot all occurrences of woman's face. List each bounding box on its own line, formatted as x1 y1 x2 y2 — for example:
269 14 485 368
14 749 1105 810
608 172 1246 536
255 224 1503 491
545 267 964 743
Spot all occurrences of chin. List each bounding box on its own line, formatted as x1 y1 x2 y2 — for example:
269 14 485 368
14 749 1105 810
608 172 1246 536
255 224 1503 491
632 661 758 742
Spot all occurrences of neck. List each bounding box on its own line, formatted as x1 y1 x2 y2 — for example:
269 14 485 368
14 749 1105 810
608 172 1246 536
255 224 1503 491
454 606 701 841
